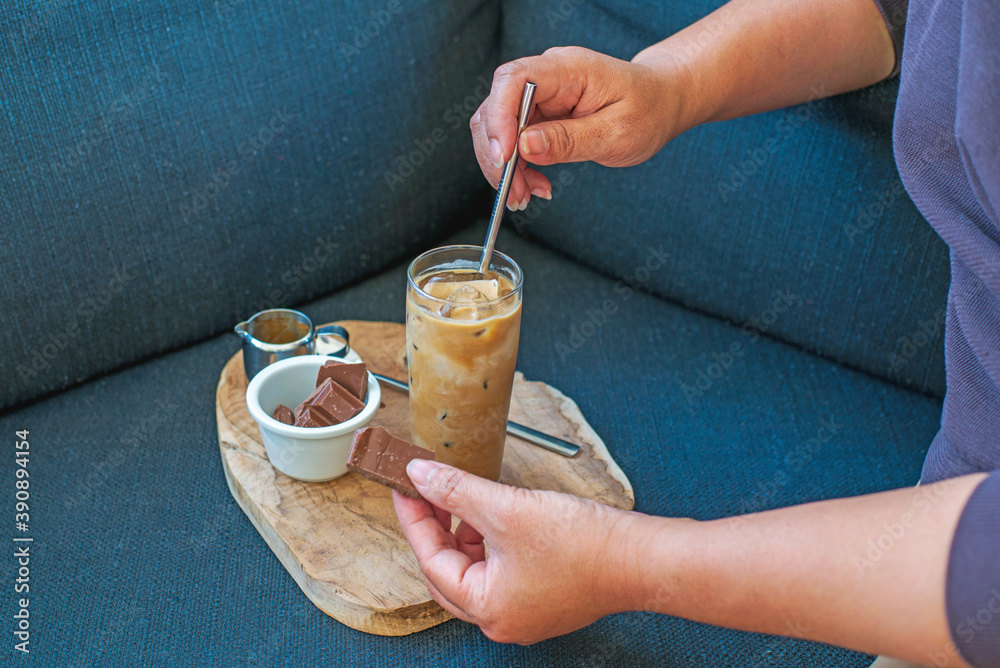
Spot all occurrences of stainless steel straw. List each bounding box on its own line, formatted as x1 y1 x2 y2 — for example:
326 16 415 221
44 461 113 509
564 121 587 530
478 82 537 274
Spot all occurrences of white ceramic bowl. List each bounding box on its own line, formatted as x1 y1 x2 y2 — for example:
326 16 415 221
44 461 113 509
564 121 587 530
245 354 381 482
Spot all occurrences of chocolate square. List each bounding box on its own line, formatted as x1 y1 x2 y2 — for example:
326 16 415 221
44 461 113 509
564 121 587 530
293 378 365 426
272 404 294 425
316 360 369 402
346 427 435 498
293 405 335 428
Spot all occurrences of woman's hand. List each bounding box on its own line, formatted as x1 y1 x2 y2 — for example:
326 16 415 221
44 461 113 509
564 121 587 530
392 459 647 644
392 459 987 662
470 0 898 214
470 46 690 211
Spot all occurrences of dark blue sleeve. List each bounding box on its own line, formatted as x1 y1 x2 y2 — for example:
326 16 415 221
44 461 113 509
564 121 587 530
871 0 908 76
947 471 1000 668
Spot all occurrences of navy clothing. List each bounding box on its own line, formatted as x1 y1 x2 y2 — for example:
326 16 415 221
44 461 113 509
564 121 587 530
877 0 1000 664
895 0 1000 487
947 471 1000 668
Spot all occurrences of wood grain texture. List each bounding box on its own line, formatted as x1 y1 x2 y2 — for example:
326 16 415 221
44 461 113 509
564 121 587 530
216 320 634 636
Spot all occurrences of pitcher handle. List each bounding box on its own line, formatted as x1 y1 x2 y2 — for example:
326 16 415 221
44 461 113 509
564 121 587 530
313 324 350 359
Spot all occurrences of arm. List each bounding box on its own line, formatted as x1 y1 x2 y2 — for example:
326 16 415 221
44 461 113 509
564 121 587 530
633 0 896 128
474 0 896 209
395 459 985 665
628 474 984 665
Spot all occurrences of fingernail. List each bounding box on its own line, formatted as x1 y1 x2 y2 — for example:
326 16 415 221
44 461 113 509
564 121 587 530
519 198 529 211
507 198 521 212
520 129 547 156
407 459 439 486
490 139 503 168
531 188 552 200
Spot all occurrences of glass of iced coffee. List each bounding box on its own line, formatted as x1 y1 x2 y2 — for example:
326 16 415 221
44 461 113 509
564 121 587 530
405 245 523 481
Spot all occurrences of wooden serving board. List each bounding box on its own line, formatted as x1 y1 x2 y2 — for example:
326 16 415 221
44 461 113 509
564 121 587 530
215 320 634 636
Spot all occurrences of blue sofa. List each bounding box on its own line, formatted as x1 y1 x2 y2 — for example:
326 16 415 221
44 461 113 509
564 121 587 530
1 1 949 665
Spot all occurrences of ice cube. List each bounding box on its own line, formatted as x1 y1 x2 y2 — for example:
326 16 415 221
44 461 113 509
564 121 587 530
463 278 501 300
420 271 500 300
440 285 497 320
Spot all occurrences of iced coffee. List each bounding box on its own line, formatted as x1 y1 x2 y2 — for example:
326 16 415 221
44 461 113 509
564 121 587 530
405 246 523 481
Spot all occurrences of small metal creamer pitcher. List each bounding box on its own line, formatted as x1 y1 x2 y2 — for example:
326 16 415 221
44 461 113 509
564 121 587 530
234 308 349 382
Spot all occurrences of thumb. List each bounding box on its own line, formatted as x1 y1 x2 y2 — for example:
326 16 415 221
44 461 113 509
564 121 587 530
407 459 506 531
517 114 611 166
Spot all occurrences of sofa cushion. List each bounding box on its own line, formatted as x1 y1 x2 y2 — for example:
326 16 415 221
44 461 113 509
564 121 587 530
1 226 940 666
499 0 949 397
0 0 500 410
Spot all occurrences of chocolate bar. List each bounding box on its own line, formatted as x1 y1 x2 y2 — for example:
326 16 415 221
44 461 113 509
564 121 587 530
316 360 368 402
293 405 335 428
346 426 435 499
272 404 294 425
293 378 365 426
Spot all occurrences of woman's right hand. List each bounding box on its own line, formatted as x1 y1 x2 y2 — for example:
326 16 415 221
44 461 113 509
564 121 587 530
470 46 691 210
392 459 652 644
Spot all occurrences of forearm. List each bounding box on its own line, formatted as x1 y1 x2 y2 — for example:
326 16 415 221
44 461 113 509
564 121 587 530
626 474 987 665
634 0 896 133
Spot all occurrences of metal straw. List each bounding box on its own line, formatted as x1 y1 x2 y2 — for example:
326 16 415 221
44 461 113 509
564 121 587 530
478 82 537 275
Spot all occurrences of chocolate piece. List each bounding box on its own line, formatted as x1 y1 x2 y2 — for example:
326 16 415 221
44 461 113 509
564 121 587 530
316 360 369 401
272 404 294 425
346 426 435 498
293 405 335 428
293 378 365 427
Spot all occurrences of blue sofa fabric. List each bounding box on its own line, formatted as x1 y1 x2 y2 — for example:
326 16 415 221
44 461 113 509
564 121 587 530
0 0 500 410
0 227 941 667
0 0 950 665
501 0 949 398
